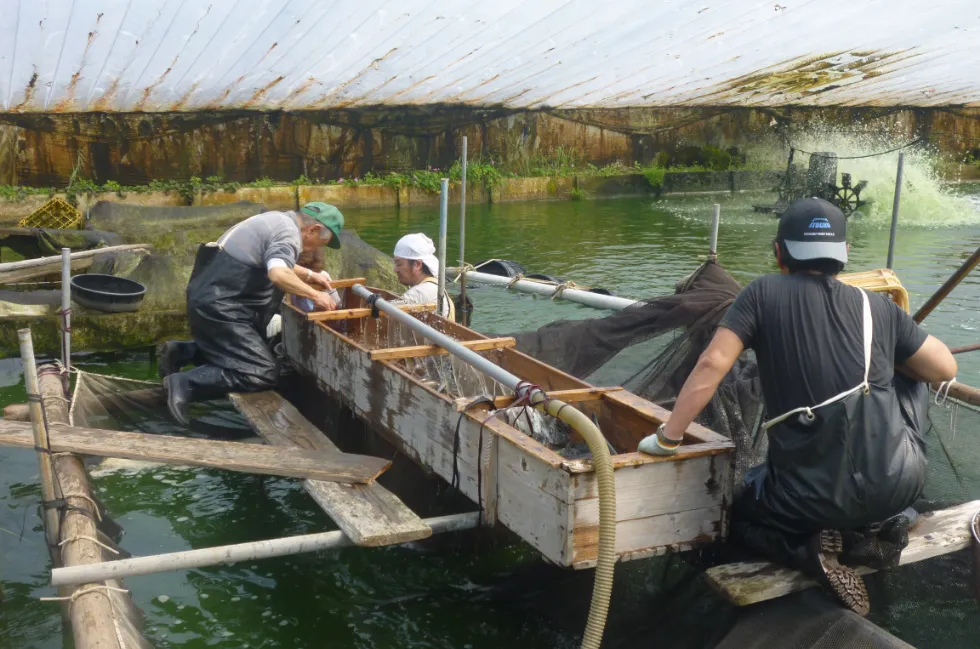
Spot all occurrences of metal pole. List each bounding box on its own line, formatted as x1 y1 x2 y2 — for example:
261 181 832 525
18 329 61 550
887 152 904 269
709 204 720 259
459 136 468 324
60 248 71 378
354 284 529 391
437 178 449 317
914 245 980 323
52 512 479 587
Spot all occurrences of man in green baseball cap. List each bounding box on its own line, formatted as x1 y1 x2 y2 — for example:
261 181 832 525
298 201 344 249
157 202 345 425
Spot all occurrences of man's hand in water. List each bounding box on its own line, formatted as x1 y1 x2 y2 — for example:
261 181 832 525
310 292 336 311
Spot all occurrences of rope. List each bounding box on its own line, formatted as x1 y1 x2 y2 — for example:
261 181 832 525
40 585 129 611
365 293 381 319
934 378 957 406
452 263 475 284
550 281 580 300
505 274 525 289
789 138 925 160
58 534 120 555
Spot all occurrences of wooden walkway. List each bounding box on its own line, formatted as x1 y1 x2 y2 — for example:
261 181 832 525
704 500 980 606
230 391 432 547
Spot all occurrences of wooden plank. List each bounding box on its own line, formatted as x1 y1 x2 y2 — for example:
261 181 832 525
600 390 732 451
703 499 980 606
370 336 516 361
306 303 435 322
0 256 93 285
572 505 723 568
480 386 625 410
0 420 389 484
229 391 432 547
321 277 367 289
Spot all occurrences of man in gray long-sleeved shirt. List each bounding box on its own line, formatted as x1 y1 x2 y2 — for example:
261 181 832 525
158 202 344 425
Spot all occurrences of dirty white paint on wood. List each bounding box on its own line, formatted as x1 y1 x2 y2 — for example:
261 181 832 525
704 499 980 606
1 0 977 112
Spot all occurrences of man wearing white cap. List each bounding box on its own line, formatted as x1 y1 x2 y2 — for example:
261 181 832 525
391 233 455 320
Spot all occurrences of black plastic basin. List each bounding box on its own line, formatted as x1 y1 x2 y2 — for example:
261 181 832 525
70 274 147 313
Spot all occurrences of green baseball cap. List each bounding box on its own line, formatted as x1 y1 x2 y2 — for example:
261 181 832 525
299 202 344 249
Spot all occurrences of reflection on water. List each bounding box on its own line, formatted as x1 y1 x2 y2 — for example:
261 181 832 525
3 191 980 649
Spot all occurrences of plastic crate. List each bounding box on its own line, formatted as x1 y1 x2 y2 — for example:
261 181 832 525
18 196 82 230
839 268 911 314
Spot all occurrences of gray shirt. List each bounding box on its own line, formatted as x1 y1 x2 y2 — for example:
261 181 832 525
720 273 927 419
217 211 301 271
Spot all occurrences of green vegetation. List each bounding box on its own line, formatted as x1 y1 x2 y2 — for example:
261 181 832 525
0 145 769 204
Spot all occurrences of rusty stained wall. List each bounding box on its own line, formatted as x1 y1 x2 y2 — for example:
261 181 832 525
0 106 978 187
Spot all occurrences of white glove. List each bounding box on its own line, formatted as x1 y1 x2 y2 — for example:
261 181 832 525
265 314 282 339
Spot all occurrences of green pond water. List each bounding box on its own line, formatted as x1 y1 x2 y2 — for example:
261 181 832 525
3 187 980 649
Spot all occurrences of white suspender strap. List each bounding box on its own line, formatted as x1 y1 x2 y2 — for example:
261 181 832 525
762 287 873 430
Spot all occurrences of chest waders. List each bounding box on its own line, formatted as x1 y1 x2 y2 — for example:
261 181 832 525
754 288 927 535
164 227 284 425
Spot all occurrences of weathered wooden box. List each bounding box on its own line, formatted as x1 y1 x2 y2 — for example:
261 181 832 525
283 293 734 568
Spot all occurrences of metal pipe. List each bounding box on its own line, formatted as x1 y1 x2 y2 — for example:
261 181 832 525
709 204 720 259
887 152 904 269
459 137 468 323
60 248 71 378
950 343 980 355
52 512 479 587
438 178 449 316
448 269 638 310
18 329 61 549
914 245 980 323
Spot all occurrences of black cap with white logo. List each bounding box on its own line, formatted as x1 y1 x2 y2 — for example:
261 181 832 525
777 197 848 264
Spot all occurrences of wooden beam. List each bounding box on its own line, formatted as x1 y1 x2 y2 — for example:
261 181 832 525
0 420 390 484
0 257 94 285
475 386 625 411
371 337 516 361
229 391 432 547
34 368 153 649
322 277 367 289
0 244 151 273
704 499 980 606
306 303 435 322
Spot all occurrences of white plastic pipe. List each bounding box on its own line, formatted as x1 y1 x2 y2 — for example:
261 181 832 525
450 270 638 311
710 204 720 257
52 512 479 587
61 248 71 374
438 178 449 315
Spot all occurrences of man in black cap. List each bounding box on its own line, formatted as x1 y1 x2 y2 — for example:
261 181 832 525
639 198 957 614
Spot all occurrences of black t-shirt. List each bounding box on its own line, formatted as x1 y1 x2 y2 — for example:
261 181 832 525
720 273 928 419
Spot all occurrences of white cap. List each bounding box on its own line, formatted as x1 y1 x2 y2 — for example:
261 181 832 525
393 233 439 278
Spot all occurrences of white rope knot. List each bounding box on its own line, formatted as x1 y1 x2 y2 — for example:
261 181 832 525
59 534 120 555
802 408 815 421
505 274 525 289
452 262 476 283
934 378 957 406
550 281 579 300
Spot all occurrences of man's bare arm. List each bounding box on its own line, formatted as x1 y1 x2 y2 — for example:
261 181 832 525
661 327 745 442
897 334 957 383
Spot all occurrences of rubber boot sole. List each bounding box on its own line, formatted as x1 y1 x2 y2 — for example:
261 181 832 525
812 529 870 617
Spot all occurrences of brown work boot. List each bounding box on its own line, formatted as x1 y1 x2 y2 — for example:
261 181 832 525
806 529 871 616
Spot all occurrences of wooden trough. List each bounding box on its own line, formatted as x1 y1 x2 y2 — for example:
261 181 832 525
282 283 736 569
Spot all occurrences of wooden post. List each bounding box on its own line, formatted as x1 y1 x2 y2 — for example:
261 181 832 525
18 329 61 552
35 365 151 649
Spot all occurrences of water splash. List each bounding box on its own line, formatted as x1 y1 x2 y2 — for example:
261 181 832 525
748 124 979 228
